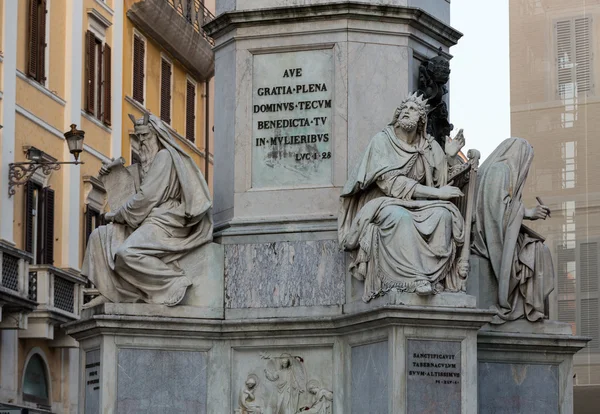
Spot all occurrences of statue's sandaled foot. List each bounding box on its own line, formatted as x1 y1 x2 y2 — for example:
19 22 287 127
82 295 110 309
164 279 192 307
415 281 433 296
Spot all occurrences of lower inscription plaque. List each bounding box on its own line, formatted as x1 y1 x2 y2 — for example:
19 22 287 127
84 349 101 414
407 339 461 414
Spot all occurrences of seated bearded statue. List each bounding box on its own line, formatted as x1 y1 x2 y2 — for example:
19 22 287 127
339 93 469 302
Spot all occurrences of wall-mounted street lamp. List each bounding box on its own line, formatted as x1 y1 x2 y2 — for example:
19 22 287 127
7 124 85 197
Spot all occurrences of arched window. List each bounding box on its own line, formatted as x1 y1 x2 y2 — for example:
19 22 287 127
23 353 50 407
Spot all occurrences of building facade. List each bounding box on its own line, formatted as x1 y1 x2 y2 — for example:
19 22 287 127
510 0 600 411
0 0 214 412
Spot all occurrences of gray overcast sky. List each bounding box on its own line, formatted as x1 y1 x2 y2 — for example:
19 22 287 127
450 0 511 160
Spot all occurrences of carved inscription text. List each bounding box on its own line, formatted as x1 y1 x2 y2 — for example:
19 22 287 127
252 49 333 188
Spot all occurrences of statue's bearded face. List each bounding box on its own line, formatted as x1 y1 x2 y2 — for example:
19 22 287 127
397 101 422 133
137 127 160 179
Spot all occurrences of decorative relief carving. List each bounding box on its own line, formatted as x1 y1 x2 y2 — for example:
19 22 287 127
236 353 333 414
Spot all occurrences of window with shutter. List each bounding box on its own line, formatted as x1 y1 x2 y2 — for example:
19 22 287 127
42 187 55 265
103 44 112 125
85 206 103 248
96 42 104 120
186 80 196 142
133 35 146 104
557 245 576 294
574 17 592 94
24 182 36 254
556 17 593 98
581 298 599 349
28 0 47 84
580 242 599 293
578 240 600 350
85 31 96 115
161 59 172 124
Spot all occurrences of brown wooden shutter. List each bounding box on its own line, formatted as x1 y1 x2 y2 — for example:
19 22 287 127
133 35 145 104
96 42 103 120
160 59 172 124
24 182 35 254
103 44 112 125
85 31 96 114
28 0 39 79
42 187 55 265
186 80 196 142
85 206 94 247
38 0 47 83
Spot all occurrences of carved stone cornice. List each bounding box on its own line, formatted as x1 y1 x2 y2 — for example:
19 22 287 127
205 2 463 49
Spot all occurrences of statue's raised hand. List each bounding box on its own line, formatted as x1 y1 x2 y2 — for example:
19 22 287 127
445 129 465 157
525 205 551 221
437 185 463 200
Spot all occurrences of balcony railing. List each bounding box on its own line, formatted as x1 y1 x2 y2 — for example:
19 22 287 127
0 241 36 329
20 265 85 345
165 0 216 45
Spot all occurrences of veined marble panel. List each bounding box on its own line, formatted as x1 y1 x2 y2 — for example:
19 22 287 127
478 362 559 414
225 239 345 308
351 341 389 413
116 349 207 414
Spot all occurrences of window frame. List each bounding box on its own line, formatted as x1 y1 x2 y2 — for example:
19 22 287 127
185 76 197 143
160 54 173 125
22 349 52 409
132 30 147 106
554 16 594 99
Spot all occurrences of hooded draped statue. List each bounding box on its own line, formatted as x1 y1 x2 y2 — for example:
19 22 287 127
339 93 467 301
472 137 554 323
82 114 213 307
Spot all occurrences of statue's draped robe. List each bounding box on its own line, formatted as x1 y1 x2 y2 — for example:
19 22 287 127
82 117 212 306
472 138 554 323
339 127 464 301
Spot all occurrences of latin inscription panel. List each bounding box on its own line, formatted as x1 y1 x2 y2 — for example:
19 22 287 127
252 49 333 188
84 349 100 414
407 339 461 414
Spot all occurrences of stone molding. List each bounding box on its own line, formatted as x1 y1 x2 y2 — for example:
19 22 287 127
214 215 337 241
205 2 463 48
65 304 495 340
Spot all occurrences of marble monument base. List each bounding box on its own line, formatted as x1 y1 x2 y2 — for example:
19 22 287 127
66 302 494 414
477 320 587 414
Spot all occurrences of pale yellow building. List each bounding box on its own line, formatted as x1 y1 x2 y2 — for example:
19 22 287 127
510 0 600 411
0 0 214 412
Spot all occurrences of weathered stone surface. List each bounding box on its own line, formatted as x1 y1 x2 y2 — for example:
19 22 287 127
478 362 559 414
116 349 207 414
84 349 100 414
224 240 345 308
179 242 224 310
351 341 389 413
407 339 462 414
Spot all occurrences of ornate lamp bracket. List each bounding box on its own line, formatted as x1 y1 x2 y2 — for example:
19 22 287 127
7 162 78 197
7 125 85 197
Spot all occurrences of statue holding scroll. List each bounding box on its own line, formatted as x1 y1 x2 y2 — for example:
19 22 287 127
82 114 213 308
339 93 477 302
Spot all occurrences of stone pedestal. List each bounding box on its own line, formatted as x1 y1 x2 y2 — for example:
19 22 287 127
205 1 462 320
68 1 588 413
66 301 493 414
477 321 587 414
